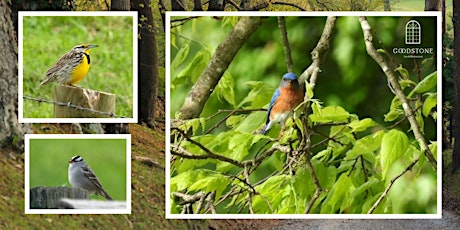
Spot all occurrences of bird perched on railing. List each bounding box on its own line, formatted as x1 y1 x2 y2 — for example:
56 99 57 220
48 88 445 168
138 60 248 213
262 72 305 136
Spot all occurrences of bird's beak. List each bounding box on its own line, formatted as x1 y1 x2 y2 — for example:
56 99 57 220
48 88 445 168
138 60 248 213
88 44 98 49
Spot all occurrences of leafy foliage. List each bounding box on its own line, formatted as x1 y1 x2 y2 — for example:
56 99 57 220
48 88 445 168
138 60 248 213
170 16 438 214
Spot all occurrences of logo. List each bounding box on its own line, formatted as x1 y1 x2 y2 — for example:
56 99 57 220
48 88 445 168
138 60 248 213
405 20 421 45
392 19 434 59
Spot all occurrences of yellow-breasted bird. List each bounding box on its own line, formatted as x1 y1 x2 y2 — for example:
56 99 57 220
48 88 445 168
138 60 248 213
37 44 98 88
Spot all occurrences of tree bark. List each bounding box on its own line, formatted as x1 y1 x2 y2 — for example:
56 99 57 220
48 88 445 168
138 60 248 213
193 0 203 11
132 0 159 127
442 0 446 34
111 0 130 10
452 0 460 171
0 0 31 152
178 17 265 119
171 0 186 10
383 0 391 11
208 0 225 10
424 0 439 11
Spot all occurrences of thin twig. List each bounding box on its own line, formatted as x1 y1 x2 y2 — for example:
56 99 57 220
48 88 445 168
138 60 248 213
205 109 264 134
303 150 323 214
367 157 419 214
300 16 337 89
278 16 294 73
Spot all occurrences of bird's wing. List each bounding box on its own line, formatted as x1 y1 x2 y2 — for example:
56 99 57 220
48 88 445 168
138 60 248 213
81 165 104 190
266 88 281 124
44 51 76 77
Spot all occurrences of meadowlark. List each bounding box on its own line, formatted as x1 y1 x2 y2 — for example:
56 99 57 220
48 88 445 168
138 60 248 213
37 44 98 89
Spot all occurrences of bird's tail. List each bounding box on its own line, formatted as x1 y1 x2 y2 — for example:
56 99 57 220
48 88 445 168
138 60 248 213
100 189 113 200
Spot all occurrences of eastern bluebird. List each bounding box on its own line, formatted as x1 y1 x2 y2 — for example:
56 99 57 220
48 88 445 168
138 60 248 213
262 72 305 135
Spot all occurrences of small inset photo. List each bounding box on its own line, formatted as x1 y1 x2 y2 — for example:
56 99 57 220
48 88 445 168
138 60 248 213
18 11 138 123
25 134 131 214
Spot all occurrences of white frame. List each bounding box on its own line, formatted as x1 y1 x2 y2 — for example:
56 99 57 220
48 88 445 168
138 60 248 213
24 134 132 214
165 11 442 219
18 11 138 123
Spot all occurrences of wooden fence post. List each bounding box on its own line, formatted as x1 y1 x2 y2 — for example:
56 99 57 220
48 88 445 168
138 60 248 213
54 85 116 118
30 186 88 209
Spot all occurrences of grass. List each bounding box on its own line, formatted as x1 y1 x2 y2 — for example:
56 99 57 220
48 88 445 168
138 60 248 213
21 15 134 118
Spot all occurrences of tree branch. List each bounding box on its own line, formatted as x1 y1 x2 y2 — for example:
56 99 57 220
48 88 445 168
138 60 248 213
367 157 419 214
171 128 245 167
178 17 266 119
278 16 294 73
358 16 437 169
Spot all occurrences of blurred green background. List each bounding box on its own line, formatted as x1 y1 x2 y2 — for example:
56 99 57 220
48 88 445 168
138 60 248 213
170 16 437 140
22 15 134 118
29 138 127 201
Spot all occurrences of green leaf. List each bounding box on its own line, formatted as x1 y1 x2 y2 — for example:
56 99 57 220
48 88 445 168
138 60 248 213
384 97 403 122
177 49 211 83
345 130 384 161
321 174 353 213
254 175 290 213
305 80 314 99
384 109 403 122
292 167 314 199
408 71 437 98
380 130 409 180
399 79 415 90
347 118 376 133
311 101 322 115
214 131 258 172
171 43 190 77
350 177 381 200
237 81 274 109
429 141 437 161
222 16 239 27
226 114 245 129
234 112 266 133
273 151 285 172
294 116 304 137
312 159 337 190
188 172 231 201
171 168 212 191
395 65 410 79
181 118 206 135
310 105 350 123
422 93 437 117
214 71 237 107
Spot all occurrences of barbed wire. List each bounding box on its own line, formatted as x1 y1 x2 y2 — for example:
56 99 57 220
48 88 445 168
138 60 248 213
23 95 129 118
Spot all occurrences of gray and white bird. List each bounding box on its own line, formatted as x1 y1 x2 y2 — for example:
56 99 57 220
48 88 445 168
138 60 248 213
68 155 113 200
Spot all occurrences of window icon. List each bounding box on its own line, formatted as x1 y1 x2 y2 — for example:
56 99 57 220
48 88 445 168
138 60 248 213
405 20 421 45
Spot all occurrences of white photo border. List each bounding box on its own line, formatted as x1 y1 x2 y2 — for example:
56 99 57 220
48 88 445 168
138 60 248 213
165 11 442 219
24 134 132 214
18 11 138 123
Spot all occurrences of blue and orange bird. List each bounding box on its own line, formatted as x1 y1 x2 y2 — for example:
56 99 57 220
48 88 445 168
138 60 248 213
262 73 305 135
